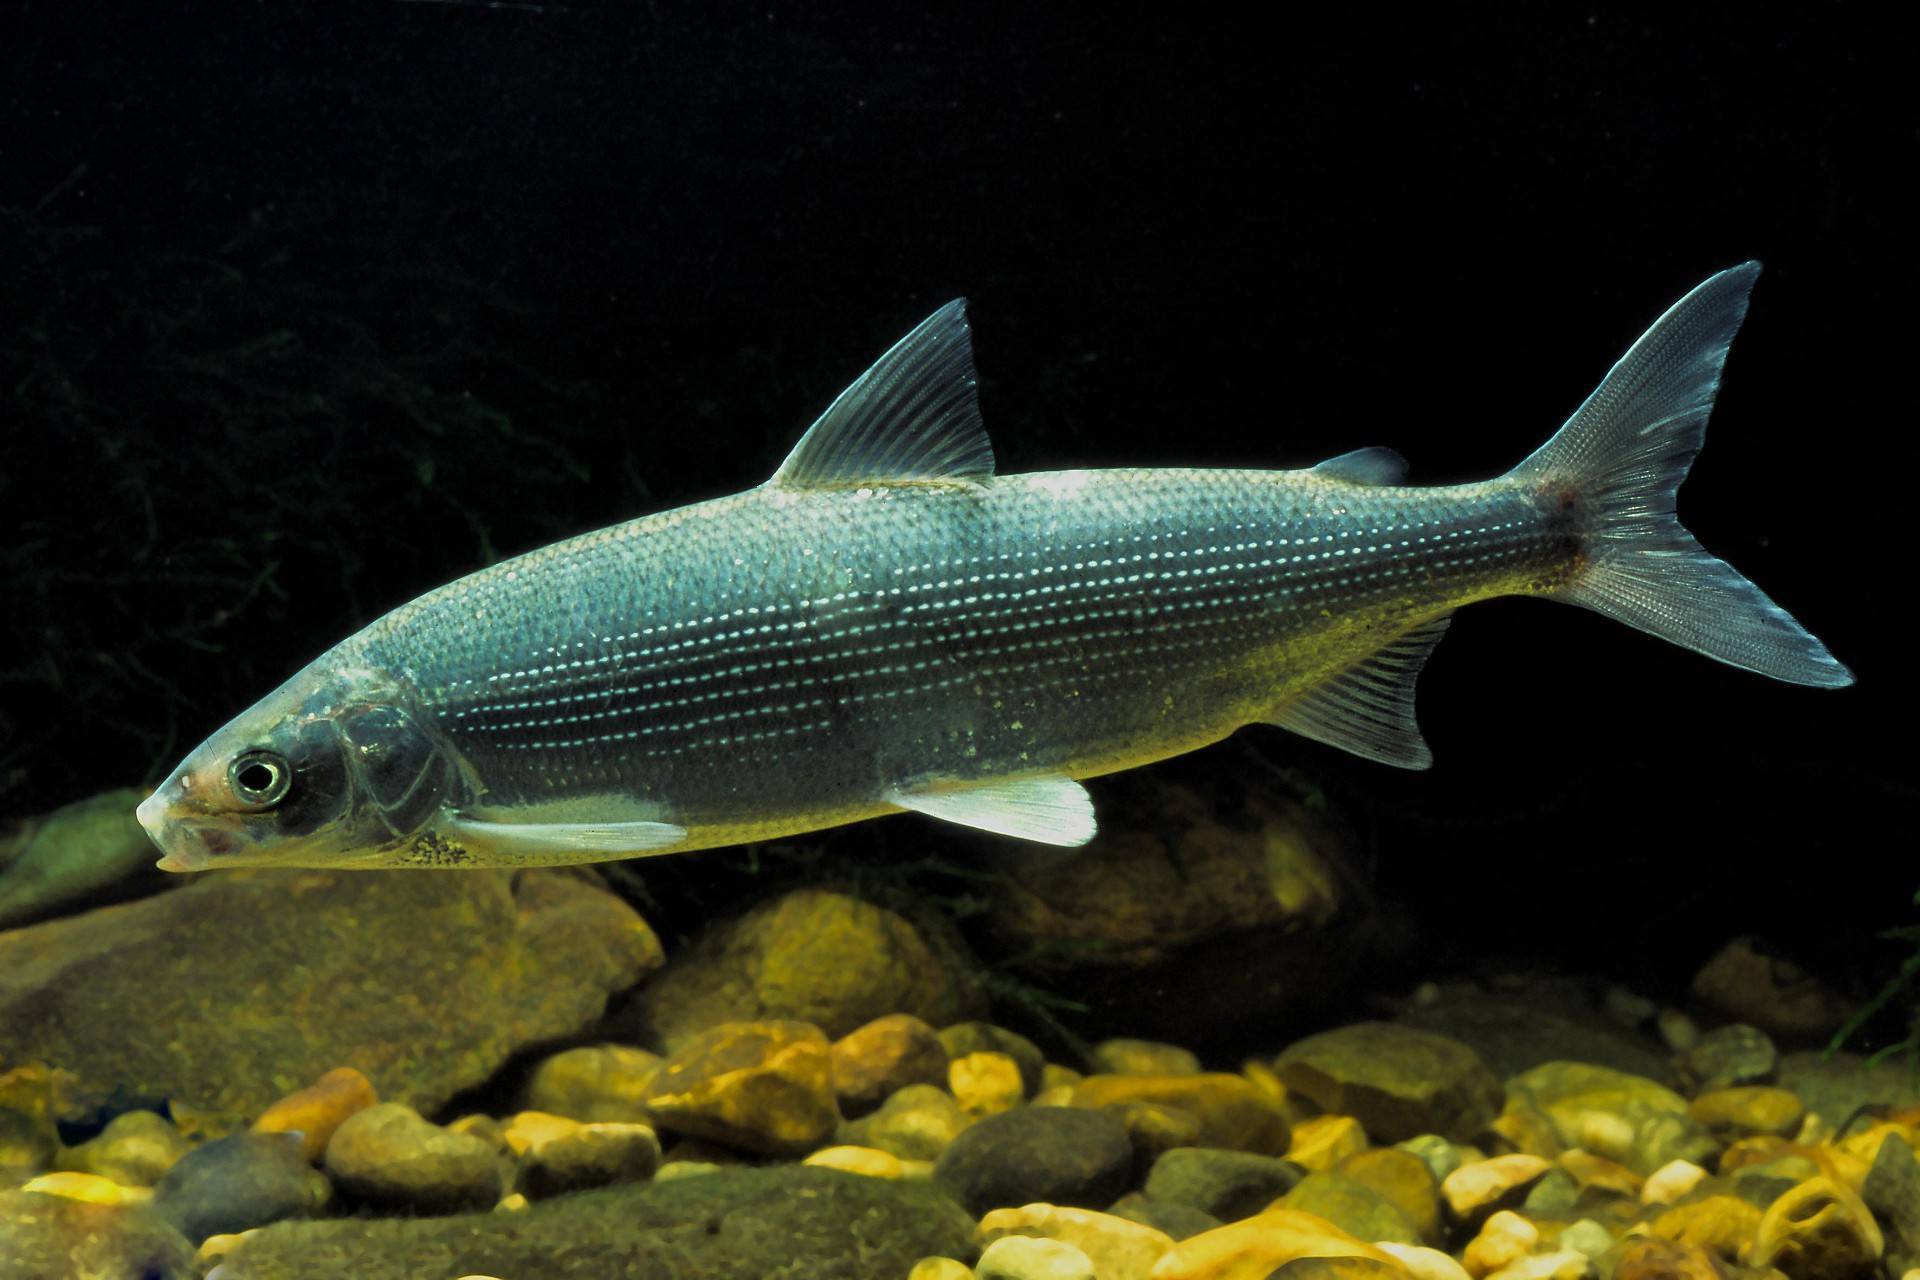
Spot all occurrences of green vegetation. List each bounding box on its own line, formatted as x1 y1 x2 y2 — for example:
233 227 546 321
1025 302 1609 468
1828 887 1920 1075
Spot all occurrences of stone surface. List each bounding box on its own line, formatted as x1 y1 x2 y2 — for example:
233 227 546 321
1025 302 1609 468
620 888 983 1051
1646 1193 1760 1262
0 867 659 1120
210 1165 973 1280
1106 1190 1223 1242
518 1120 662 1197
1688 937 1851 1044
1148 1207 1400 1280
908 1259 973 1280
975 1234 1097 1280
830 1013 948 1113
56 1108 191 1186
1108 1099 1207 1163
1639 1159 1708 1205
951 1050 1026 1117
323 1102 505 1214
641 1019 840 1154
802 1143 909 1178
1339 1148 1441 1244
837 1082 972 1161
1607 1238 1722 1280
252 1066 378 1162
1686 1085 1803 1138
1777 1051 1920 1125
150 1131 330 1242
1289 1114 1369 1171
522 1043 662 1124
0 787 161 930
932 1105 1132 1216
979 1202 1176 1280
1066 1073 1292 1154
1142 1146 1304 1221
940 1022 1048 1097
1861 1129 1920 1277
1377 1242 1473 1280
1503 1062 1717 1176
1390 976 1675 1082
1462 1209 1536 1279
1089 1037 1202 1077
0 1190 195 1279
1277 1022 1502 1143
1673 1024 1777 1093
1280 1170 1422 1245
1441 1155 1551 1225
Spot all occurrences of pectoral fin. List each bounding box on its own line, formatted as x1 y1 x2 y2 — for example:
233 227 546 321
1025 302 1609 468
884 775 1096 846
445 814 688 866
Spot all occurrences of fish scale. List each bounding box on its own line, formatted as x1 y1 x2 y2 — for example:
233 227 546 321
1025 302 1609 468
135 264 1851 872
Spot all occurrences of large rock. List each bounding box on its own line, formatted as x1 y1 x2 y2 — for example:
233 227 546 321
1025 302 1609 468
1276 1022 1503 1143
209 1165 971 1280
0 1190 196 1279
0 788 164 930
933 1105 1133 1216
0 867 660 1121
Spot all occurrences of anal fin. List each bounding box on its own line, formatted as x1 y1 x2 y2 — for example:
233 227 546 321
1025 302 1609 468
1265 614 1453 768
884 775 1096 847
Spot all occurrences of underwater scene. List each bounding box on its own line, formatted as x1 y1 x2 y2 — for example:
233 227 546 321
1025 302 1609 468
1 8 1911 1280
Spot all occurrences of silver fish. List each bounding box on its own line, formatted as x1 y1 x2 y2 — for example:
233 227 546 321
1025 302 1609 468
136 263 1851 871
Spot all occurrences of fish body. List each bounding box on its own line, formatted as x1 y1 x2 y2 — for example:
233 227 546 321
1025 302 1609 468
137 264 1851 871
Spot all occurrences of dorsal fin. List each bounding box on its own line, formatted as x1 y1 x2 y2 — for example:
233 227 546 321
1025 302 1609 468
1310 446 1408 486
1265 614 1453 767
769 299 995 489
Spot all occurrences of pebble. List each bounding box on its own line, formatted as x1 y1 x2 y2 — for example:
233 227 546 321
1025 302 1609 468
1687 1085 1804 1138
640 1019 840 1154
1148 1207 1400 1280
55 1109 191 1186
1861 1130 1920 1277
939 1022 1047 1097
1689 937 1851 1042
932 1106 1132 1216
502 1109 579 1155
1143 1146 1304 1220
323 1102 504 1213
1105 1190 1223 1241
522 1043 662 1123
517 1120 661 1197
1674 1023 1777 1092
829 1013 948 1113
1276 1022 1504 1144
1647 1193 1760 1261
1441 1154 1551 1225
1638 1158 1708 1205
1066 1073 1292 1154
252 1066 378 1162
18 1171 150 1205
978 1203 1175 1280
1555 1149 1641 1199
1462 1209 1538 1278
1485 1250 1589 1280
0 1062 58 1173
907 1259 974 1280
1654 1008 1699 1053
975 1234 1097 1280
1558 1219 1614 1258
1377 1243 1471 1280
1503 1061 1716 1176
1088 1037 1202 1077
1600 985 1656 1029
1398 1134 1469 1184
1340 1147 1441 1244
1107 1099 1207 1163
1749 1175 1884 1280
1610 1238 1722 1280
151 1130 330 1241
951 1050 1026 1117
1289 1114 1369 1171
802 1144 908 1178
1279 1170 1422 1245
1518 1167 1578 1216
838 1082 971 1161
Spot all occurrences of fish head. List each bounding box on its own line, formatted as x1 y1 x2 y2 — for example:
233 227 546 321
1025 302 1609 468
137 660 468 871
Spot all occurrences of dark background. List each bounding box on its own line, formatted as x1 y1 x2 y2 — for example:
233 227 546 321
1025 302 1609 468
3 6 1908 1026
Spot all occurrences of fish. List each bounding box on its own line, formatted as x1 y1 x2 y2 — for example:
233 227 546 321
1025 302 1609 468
135 262 1851 872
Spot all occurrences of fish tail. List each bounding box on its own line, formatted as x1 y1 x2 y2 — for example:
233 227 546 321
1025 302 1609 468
1507 262 1852 687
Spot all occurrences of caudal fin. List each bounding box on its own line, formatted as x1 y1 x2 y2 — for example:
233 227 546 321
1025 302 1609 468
1509 262 1852 687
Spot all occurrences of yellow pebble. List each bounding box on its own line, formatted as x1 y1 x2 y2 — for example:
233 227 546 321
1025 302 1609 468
19 1171 149 1206
907 1259 972 1280
1289 1114 1369 1171
502 1109 580 1156
802 1144 906 1178
950 1051 1024 1117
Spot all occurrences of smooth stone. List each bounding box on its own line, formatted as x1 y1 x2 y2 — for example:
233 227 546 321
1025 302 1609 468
1147 1207 1401 1280
623 889 983 1051
0 1190 195 1278
1462 1209 1537 1278
1687 1085 1803 1138
1376 1242 1472 1280
932 1106 1132 1217
1108 1099 1207 1164
1339 1147 1441 1244
1277 1023 1502 1144
1279 1170 1421 1245
803 1144 908 1178
19 1171 151 1204
978 1203 1175 1280
1088 1038 1202 1077
837 1082 971 1161
951 1050 1026 1117
1638 1159 1708 1205
1654 1009 1698 1053
940 1022 1047 1097
323 1102 504 1213
214 1165 973 1278
1441 1155 1551 1226
1606 1238 1722 1280
150 1131 329 1241
0 1062 59 1174
1861 1129 1920 1276
1748 1176 1883 1279
1688 938 1851 1043
1066 1073 1291 1154
1273 1258 1411 1280
517 1120 661 1197
0 868 659 1120
640 1019 840 1154
1483 1250 1589 1280
1777 1051 1920 1127
908 1260 974 1280
829 1013 948 1113
0 787 156 931
1519 1167 1579 1215
1289 1114 1369 1171
1559 1220 1614 1258
1388 974 1673 1082
1503 1062 1717 1176
522 1043 661 1124
502 1109 579 1155
1043 1063 1085 1093
56 1109 191 1186
252 1066 378 1162
1673 1023 1776 1092
1143 1146 1305 1221
1600 987 1657 1029
1646 1193 1760 1262
1105 1190 1223 1241
1555 1149 1642 1199
975 1234 1097 1280
1397 1134 1468 1185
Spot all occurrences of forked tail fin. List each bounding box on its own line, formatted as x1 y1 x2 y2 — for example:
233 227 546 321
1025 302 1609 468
1509 262 1852 687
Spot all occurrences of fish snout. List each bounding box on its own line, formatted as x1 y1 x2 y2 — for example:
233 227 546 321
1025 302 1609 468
136 784 231 873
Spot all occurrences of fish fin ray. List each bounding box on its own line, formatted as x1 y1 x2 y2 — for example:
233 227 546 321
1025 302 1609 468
1264 614 1453 768
1510 262 1851 688
447 814 687 865
770 299 995 489
884 774 1095 846
1309 446 1408 485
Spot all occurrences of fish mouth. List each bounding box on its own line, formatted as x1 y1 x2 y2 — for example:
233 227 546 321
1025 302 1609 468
137 788 241 873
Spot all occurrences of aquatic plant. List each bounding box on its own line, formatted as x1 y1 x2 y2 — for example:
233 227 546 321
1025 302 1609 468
1827 886 1920 1076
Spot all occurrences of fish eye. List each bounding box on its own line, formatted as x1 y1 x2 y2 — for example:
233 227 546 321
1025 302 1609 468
228 749 292 809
